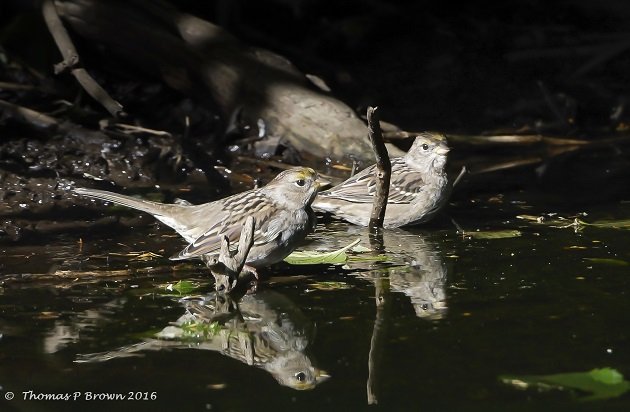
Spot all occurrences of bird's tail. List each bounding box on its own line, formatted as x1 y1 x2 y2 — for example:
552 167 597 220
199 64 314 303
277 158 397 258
73 187 180 219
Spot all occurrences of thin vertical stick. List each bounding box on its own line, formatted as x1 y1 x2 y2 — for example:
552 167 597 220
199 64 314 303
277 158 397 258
367 275 389 404
366 107 391 230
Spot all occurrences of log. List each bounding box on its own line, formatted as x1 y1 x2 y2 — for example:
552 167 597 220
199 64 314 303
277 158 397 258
53 0 405 163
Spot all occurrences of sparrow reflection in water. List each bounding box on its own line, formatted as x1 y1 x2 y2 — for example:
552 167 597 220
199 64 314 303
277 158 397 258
386 233 448 320
75 290 328 390
314 223 449 320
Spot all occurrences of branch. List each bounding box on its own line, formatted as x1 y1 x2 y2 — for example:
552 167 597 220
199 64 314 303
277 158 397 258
366 106 391 230
0 99 59 131
205 216 255 292
367 275 390 404
41 0 124 118
0 99 122 146
221 216 255 274
452 166 468 188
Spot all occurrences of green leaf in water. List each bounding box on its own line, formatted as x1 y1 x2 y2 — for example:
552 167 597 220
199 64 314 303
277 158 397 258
584 258 629 266
500 367 630 401
589 368 623 385
590 368 624 385
180 320 221 339
465 230 522 240
348 254 389 263
164 280 201 294
284 238 361 265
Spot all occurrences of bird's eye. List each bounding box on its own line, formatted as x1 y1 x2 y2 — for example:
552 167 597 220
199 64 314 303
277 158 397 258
422 144 429 150
295 372 306 382
296 179 306 187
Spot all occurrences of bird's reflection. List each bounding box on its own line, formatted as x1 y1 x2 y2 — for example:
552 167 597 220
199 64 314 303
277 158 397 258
70 290 328 390
386 234 448 320
313 222 449 320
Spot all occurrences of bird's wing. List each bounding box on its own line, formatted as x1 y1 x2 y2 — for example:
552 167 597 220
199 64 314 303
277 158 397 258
320 159 425 204
171 191 283 259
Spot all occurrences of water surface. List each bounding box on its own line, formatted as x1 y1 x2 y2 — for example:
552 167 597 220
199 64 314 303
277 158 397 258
1 192 630 411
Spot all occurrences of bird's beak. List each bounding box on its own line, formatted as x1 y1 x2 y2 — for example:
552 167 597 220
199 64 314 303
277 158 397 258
315 176 332 190
316 369 331 384
435 146 450 155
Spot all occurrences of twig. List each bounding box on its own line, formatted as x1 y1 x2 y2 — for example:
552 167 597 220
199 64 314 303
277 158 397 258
386 132 596 147
0 99 59 130
99 120 173 137
450 218 465 235
365 108 392 402
573 39 630 77
367 274 389 405
221 216 255 274
537 81 569 128
235 156 299 171
235 156 337 184
0 82 37 91
381 130 415 140
0 99 124 148
452 166 468 188
205 216 255 292
366 107 391 231
41 0 124 118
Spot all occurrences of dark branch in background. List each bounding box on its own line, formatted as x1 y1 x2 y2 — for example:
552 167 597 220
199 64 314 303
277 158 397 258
0 99 59 131
204 216 255 293
366 107 391 230
41 0 124 118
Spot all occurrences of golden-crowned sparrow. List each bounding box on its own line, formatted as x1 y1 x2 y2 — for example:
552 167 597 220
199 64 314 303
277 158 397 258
73 167 320 268
313 132 450 228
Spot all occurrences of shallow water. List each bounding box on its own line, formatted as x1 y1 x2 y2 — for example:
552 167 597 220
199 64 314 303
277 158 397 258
1 191 630 411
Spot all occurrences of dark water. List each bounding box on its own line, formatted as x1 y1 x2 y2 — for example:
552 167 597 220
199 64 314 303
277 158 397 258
1 194 630 411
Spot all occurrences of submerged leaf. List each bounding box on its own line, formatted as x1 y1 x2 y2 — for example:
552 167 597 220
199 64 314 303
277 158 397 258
130 251 163 261
516 214 588 229
578 219 630 230
465 230 522 239
351 244 372 253
516 214 544 222
163 280 202 294
584 258 629 266
284 238 361 265
500 367 630 401
308 281 352 291
590 368 624 385
180 320 221 339
348 254 389 263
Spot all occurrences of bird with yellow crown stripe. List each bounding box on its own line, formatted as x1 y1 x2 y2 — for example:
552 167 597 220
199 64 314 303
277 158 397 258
73 167 322 275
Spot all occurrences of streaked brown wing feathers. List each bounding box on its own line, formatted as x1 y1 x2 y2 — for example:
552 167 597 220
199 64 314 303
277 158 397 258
320 159 424 204
173 190 280 259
